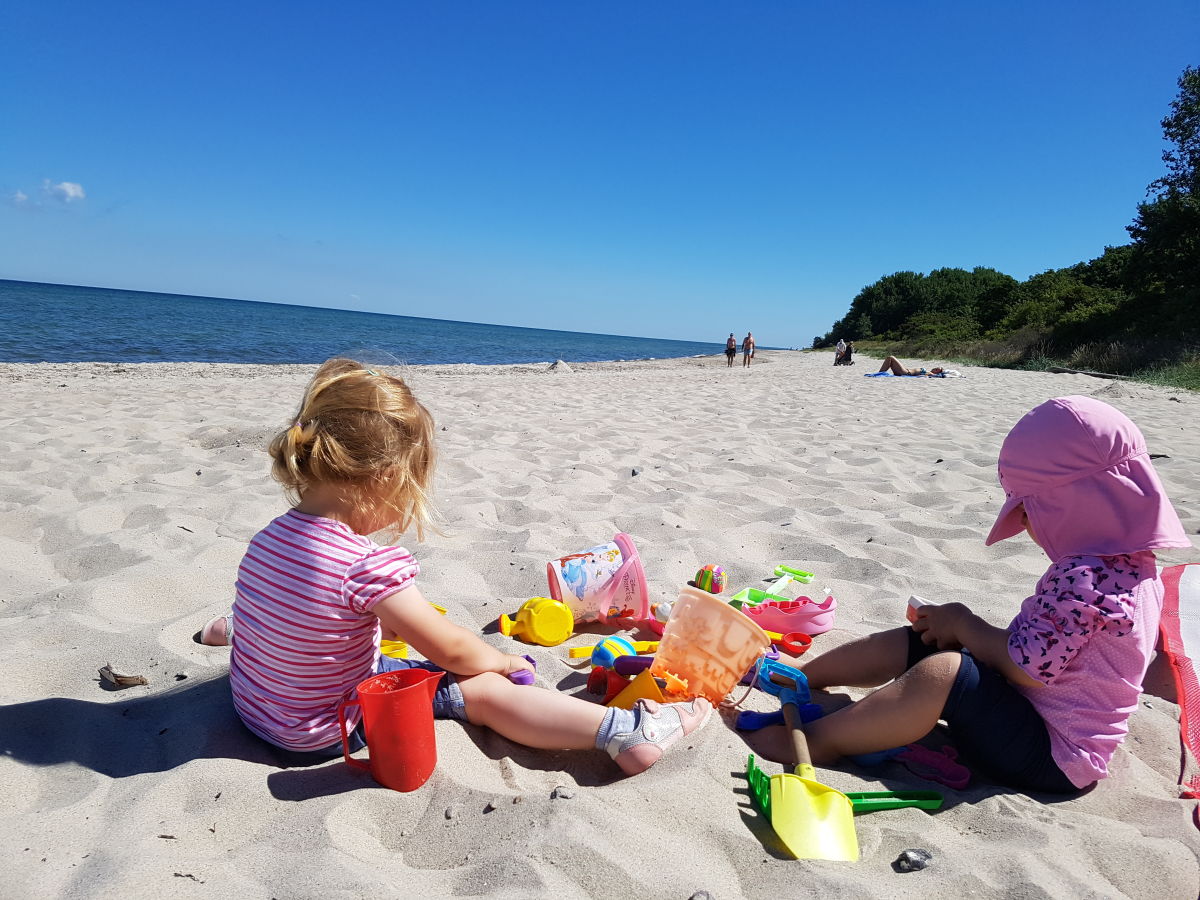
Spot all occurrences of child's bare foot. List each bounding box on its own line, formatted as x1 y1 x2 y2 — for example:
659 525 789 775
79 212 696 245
198 614 233 646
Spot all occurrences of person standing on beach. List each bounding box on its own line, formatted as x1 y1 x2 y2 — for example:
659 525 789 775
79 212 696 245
725 333 737 367
741 332 755 367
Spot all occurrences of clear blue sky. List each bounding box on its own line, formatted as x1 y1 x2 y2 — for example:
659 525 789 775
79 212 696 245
1 2 1196 347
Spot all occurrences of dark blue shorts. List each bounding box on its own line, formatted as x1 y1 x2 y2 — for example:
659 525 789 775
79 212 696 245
905 627 1077 794
265 655 467 767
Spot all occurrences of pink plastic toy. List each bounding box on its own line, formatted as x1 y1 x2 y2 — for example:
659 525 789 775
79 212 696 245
741 594 837 636
897 744 970 790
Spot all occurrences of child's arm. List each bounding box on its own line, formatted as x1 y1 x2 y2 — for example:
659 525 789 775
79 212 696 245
913 603 1043 690
372 585 531 679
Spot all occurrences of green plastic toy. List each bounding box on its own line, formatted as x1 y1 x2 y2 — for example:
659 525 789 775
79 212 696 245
774 564 815 583
746 756 943 817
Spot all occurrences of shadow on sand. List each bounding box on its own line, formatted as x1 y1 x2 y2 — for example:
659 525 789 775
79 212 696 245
1 671 622 803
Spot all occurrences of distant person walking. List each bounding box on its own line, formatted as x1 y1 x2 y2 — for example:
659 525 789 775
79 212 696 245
742 332 756 368
725 333 737 367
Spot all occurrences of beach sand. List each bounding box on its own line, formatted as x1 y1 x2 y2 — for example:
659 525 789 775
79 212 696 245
1 351 1197 899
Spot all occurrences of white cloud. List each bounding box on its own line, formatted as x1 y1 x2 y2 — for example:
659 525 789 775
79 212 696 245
11 190 29 207
43 179 86 202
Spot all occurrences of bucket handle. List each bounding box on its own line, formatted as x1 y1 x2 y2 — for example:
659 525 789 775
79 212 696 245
338 699 369 772
599 533 650 626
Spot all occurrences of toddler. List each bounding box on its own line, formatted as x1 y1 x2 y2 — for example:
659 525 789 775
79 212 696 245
751 395 1190 792
204 358 709 773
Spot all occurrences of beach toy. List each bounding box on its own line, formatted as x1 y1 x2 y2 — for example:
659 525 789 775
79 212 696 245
576 635 638 667
568 639 658 660
775 632 813 656
507 654 538 685
650 584 771 704
338 668 442 793
612 654 655 676
742 594 837 636
735 703 822 730
896 744 970 790
379 638 410 660
774 564 815 584
688 564 727 594
727 570 805 610
498 597 575 647
906 594 938 624
749 660 859 861
546 533 650 626
844 791 943 814
586 667 638 705
645 599 673 637
608 668 666 709
379 602 449 658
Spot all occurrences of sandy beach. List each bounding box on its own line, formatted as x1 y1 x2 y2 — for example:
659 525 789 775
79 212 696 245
1 350 1197 900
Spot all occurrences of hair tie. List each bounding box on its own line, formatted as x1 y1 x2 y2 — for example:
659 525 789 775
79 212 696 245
292 421 304 430
365 368 379 376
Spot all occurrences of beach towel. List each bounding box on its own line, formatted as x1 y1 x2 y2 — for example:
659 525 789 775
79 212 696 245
863 371 965 378
1160 563 1200 826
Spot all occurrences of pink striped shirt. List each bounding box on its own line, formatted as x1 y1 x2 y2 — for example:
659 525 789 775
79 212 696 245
229 509 419 750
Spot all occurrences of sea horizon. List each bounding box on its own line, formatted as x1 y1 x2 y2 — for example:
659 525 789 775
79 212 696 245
0 279 752 366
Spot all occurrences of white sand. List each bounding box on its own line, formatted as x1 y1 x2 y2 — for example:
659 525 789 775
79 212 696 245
1 351 1197 899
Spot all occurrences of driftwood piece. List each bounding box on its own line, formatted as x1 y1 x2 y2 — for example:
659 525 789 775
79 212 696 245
1046 366 1127 380
98 663 149 687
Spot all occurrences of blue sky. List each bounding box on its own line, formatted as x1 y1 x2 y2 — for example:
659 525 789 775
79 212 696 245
1 2 1197 347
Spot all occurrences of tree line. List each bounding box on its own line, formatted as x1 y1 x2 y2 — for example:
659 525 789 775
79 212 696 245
814 66 1199 376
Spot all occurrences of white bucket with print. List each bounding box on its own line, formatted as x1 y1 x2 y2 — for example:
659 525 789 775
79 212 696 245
546 533 650 625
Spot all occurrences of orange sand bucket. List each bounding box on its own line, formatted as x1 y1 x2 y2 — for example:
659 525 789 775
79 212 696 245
651 584 771 704
338 668 442 792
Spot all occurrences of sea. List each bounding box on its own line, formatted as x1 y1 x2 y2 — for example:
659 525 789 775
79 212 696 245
0 280 724 366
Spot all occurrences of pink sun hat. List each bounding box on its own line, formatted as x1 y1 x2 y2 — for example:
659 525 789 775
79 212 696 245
986 395 1191 562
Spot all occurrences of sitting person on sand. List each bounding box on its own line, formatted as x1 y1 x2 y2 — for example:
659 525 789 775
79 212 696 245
834 341 855 366
743 396 1189 793
878 355 942 376
200 358 710 773
833 339 847 365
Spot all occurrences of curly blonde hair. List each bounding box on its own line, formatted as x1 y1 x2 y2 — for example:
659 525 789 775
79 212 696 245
267 358 436 540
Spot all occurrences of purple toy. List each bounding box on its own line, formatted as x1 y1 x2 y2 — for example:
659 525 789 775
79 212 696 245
507 654 538 685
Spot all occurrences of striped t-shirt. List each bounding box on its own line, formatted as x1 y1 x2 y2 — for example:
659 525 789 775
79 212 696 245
229 509 419 750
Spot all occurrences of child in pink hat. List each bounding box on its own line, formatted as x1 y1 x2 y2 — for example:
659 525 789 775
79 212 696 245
747 396 1190 792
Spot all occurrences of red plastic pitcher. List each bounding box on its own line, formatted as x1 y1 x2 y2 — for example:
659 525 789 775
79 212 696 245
338 668 442 792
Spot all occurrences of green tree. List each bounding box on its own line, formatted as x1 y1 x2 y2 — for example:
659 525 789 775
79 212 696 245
1126 65 1200 336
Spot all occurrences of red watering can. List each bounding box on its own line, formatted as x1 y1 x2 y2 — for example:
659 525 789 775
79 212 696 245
338 668 442 792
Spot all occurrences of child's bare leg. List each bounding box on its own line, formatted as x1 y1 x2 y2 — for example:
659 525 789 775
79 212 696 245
744 651 960 765
805 651 960 761
798 627 910 690
458 672 606 749
457 673 711 775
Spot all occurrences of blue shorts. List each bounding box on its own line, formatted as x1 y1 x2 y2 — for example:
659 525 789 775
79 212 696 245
905 627 1077 794
266 656 467 767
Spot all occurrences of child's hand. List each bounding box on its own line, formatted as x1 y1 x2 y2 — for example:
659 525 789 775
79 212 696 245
502 654 535 679
912 602 970 650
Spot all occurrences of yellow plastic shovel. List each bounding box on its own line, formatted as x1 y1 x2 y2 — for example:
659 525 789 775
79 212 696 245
749 660 858 861
769 699 859 861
